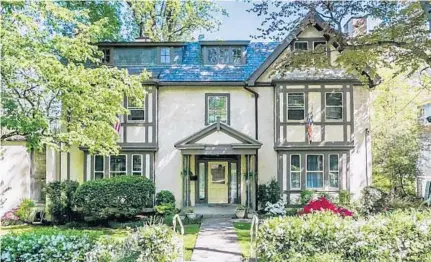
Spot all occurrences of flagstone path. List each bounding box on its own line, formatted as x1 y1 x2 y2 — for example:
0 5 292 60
190 218 243 262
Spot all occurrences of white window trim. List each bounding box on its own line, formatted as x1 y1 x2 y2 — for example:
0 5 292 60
325 92 344 122
93 155 105 179
306 154 324 190
293 41 309 51
127 97 145 122
290 154 301 190
312 41 328 51
109 154 127 177
132 154 143 175
287 92 305 122
207 95 229 124
328 154 340 189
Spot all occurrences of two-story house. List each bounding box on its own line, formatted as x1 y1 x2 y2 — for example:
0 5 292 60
42 12 372 210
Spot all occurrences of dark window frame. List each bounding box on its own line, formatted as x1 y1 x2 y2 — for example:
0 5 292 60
101 48 112 64
293 41 309 51
287 92 305 121
203 46 246 65
205 93 230 125
127 97 145 122
325 92 343 121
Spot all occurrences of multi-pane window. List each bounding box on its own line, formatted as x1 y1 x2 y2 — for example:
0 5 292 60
94 155 104 179
232 47 242 64
287 93 305 120
207 95 229 124
205 46 245 65
313 41 327 50
110 155 127 177
132 155 143 176
326 92 343 120
160 48 171 64
306 155 324 188
173 47 182 64
290 155 301 189
101 48 111 63
329 154 339 188
294 41 308 51
127 98 145 121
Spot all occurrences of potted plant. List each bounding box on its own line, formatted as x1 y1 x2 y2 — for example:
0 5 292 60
235 205 246 218
185 207 196 219
247 209 255 219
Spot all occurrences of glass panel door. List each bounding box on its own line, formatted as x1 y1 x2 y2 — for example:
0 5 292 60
198 162 206 201
230 162 238 204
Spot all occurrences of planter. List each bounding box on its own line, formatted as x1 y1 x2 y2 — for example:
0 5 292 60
186 213 196 219
235 210 245 218
247 212 254 219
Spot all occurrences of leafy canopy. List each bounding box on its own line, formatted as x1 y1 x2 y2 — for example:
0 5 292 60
126 0 228 41
0 1 150 154
248 1 431 88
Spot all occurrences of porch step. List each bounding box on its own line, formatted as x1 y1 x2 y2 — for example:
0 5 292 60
197 213 235 219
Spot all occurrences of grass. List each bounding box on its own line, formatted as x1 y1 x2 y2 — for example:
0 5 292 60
1 223 201 261
178 224 201 261
233 222 252 260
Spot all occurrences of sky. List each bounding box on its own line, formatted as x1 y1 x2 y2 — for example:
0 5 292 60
194 1 271 41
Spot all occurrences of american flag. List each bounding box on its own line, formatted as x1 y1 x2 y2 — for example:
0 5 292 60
306 112 313 144
113 115 121 134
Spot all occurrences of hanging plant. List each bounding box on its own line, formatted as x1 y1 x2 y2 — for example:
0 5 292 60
181 169 195 178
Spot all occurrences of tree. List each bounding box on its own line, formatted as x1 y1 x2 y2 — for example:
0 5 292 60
371 70 422 196
126 0 228 41
1 1 150 155
247 1 431 89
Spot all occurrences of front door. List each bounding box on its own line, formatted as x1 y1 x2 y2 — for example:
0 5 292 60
208 161 228 203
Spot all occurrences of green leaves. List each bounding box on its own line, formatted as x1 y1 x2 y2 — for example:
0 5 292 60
1 1 150 154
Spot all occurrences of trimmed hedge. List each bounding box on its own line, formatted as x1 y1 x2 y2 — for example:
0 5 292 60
45 180 79 224
73 176 155 221
1 230 97 262
257 210 431 261
155 190 176 205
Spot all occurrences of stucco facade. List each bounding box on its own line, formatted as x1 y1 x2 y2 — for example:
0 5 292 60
1 12 376 214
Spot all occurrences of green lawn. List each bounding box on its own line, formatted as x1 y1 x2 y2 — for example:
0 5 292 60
179 224 201 261
1 223 200 261
233 222 252 260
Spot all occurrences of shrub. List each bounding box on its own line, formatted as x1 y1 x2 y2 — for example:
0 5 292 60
16 199 35 222
257 210 431 261
45 180 79 224
257 179 280 209
154 203 177 215
299 189 314 205
155 190 175 205
360 186 389 215
298 196 353 217
264 200 286 216
1 231 96 262
338 189 352 204
1 208 23 226
86 224 181 262
73 176 155 221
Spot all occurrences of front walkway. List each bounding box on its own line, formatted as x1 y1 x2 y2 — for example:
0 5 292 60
190 218 243 262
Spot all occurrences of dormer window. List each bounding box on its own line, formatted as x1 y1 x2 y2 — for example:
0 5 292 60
203 45 246 65
101 48 111 63
294 41 308 51
313 41 327 49
160 47 171 64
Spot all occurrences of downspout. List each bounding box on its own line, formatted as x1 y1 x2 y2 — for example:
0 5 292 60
243 82 259 210
154 80 160 208
365 128 370 186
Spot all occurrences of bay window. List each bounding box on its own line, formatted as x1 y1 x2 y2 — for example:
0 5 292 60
326 92 343 120
110 155 127 177
306 155 324 188
287 93 305 120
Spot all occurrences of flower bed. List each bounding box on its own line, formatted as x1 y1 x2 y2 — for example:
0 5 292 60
257 210 431 261
298 196 353 217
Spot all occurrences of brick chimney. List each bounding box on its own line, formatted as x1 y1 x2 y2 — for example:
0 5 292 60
344 17 367 38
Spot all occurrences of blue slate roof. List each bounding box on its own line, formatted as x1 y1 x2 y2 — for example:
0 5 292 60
119 42 279 82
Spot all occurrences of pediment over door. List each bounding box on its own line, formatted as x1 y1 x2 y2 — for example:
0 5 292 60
174 121 262 155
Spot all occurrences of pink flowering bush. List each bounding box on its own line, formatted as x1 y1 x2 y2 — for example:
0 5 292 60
298 196 353 217
1 208 23 226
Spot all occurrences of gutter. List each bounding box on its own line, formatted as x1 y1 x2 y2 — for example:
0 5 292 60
243 81 259 211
